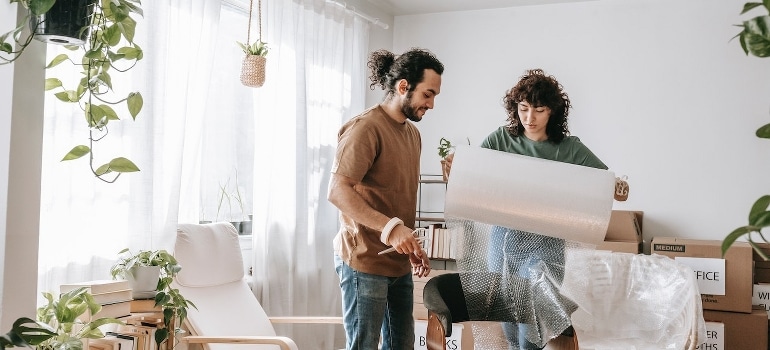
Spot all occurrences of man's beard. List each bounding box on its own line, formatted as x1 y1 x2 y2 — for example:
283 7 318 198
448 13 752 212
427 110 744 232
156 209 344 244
401 91 422 122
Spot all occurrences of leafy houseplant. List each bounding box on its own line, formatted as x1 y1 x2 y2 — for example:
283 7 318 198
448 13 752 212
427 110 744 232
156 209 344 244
721 1 770 258
110 249 196 348
238 0 268 88
437 137 454 182
214 169 251 233
237 39 268 88
0 0 61 65
0 287 122 350
47 0 144 183
1 0 145 183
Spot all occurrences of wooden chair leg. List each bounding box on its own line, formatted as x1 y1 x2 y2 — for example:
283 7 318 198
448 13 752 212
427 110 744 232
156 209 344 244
426 311 446 350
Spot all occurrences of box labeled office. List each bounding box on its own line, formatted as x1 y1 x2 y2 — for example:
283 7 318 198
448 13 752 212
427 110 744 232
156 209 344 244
651 237 753 313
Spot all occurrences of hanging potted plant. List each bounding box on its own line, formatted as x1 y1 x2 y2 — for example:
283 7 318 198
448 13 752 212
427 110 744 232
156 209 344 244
1 0 97 64
236 0 268 88
2 0 144 183
46 0 144 183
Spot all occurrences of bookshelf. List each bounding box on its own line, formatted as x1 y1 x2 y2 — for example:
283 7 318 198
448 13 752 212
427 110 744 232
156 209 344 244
416 174 456 269
416 174 447 227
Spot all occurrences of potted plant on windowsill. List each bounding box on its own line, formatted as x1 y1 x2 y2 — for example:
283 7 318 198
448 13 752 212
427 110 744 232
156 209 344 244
0 287 123 350
110 249 196 349
721 1 770 258
2 0 145 183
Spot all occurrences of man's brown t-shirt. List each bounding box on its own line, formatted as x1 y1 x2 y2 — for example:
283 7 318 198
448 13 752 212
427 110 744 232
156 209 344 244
332 105 420 277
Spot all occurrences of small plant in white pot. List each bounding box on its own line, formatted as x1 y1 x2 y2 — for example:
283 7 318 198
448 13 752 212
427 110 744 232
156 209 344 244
110 249 196 349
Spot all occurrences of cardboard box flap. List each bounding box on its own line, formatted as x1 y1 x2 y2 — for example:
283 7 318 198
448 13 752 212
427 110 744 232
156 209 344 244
604 210 643 242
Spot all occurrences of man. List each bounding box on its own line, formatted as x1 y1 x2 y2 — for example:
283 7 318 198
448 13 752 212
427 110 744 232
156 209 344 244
328 48 444 350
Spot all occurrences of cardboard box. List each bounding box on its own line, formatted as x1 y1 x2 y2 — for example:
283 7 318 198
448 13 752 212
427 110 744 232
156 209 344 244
701 307 768 350
414 319 473 350
753 283 770 319
597 210 643 254
651 237 753 313
758 268 770 284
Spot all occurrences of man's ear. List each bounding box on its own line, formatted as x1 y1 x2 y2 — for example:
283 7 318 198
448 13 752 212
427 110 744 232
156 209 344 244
397 79 409 95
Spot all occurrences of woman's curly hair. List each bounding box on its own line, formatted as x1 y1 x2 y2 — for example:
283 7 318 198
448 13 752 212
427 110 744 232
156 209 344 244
367 48 444 95
502 69 571 143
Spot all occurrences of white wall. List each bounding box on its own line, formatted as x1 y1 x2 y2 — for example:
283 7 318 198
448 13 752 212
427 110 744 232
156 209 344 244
393 0 770 248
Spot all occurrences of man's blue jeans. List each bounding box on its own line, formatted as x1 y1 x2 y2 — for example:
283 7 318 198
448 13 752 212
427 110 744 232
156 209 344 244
335 255 415 350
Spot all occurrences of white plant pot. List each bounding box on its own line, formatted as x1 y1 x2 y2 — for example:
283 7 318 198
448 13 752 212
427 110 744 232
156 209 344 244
128 265 161 298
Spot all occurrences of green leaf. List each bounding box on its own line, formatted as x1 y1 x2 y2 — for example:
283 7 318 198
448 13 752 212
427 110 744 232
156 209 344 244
61 146 91 161
54 90 78 103
44 78 62 91
99 104 120 121
87 104 108 127
722 226 753 257
749 195 770 224
104 24 122 47
120 16 137 43
117 46 142 60
0 42 12 54
743 16 770 57
154 328 168 345
753 211 770 227
29 0 57 16
108 158 140 173
95 163 112 176
757 122 770 138
45 54 69 68
742 2 765 15
127 92 143 120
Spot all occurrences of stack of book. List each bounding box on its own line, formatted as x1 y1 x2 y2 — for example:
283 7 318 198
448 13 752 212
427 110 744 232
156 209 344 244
60 280 132 321
423 224 455 260
89 321 165 350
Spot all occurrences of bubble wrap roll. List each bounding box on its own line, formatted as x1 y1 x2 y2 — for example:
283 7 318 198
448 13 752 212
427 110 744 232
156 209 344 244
444 146 615 246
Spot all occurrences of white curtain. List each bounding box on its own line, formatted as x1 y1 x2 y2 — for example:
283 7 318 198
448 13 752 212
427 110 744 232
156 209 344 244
38 0 222 298
250 0 369 348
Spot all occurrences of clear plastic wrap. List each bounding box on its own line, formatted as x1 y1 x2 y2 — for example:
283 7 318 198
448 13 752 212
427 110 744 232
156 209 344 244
442 146 705 349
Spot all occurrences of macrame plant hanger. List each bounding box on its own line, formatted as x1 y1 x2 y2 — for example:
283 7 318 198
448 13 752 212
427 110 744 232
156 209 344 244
240 0 267 88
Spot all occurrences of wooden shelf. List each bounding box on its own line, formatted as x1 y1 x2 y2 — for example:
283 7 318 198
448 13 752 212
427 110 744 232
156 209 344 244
416 216 444 222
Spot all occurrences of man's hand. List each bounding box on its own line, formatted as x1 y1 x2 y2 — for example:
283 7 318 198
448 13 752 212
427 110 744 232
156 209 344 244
387 225 425 255
410 249 431 277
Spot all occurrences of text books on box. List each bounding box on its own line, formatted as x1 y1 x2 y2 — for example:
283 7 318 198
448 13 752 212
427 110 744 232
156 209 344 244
60 279 131 294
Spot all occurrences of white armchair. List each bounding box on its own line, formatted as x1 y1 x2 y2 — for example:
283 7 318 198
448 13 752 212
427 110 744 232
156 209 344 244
174 222 341 350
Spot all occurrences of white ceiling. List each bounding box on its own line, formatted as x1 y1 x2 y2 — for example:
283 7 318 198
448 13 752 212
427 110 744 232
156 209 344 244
369 0 596 16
